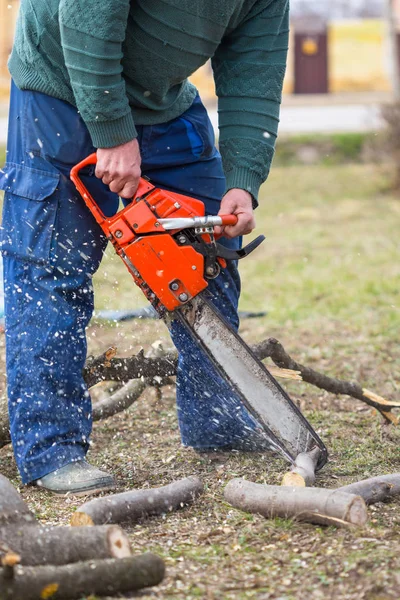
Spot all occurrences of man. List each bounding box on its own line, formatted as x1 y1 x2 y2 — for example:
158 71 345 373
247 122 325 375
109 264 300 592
0 0 289 494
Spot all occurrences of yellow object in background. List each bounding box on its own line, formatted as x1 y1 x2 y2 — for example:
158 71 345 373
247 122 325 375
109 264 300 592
329 19 390 92
302 37 319 56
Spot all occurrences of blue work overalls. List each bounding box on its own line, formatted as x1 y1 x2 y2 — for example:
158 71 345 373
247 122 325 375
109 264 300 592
0 83 267 484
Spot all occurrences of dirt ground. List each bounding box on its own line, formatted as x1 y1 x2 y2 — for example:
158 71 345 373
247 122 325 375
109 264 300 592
1 315 400 600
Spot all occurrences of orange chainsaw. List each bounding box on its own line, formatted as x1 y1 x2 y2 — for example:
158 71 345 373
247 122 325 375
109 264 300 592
71 154 328 469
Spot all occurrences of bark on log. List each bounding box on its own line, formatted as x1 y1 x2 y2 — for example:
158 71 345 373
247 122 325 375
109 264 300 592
71 476 204 526
84 348 178 389
0 474 131 565
92 341 174 421
92 378 148 421
0 394 10 449
224 478 368 528
0 553 165 600
281 448 321 487
337 473 400 504
0 474 37 526
0 524 131 566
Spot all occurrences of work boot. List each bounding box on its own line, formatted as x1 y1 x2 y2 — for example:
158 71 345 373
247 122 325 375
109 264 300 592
34 460 116 496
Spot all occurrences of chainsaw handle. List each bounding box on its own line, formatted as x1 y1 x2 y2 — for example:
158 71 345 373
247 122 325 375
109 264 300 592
70 153 238 230
71 152 98 172
70 153 154 227
218 215 238 227
69 153 97 208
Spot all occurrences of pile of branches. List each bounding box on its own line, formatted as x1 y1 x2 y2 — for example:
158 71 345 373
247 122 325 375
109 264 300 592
0 336 398 450
0 473 166 599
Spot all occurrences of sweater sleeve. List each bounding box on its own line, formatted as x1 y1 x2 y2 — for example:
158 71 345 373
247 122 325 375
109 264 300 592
211 0 289 205
59 0 136 148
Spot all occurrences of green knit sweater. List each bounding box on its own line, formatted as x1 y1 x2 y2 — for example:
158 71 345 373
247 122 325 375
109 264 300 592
9 0 289 201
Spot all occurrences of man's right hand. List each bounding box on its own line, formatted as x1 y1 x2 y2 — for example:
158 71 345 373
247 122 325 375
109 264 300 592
95 138 141 199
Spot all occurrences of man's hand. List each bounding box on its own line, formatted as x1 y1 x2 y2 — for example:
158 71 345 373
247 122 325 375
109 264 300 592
215 188 256 238
95 139 141 199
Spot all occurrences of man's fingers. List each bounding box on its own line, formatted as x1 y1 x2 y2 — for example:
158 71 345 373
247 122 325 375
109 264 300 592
95 165 104 180
119 180 140 199
101 173 112 186
106 175 139 197
108 178 126 194
223 214 255 238
95 139 142 197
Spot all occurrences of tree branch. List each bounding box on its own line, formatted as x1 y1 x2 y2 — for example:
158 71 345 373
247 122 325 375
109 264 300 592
87 337 400 423
257 338 400 423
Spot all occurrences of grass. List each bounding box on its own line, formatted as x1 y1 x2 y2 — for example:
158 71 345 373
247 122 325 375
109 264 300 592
273 132 381 167
1 162 400 599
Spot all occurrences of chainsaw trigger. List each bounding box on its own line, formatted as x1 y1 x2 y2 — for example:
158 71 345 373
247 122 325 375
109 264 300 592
215 234 265 261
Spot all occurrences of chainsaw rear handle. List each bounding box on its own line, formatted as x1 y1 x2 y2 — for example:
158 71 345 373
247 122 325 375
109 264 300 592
70 152 238 228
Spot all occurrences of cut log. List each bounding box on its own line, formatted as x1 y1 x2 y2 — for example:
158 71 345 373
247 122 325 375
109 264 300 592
0 553 165 600
281 448 321 487
0 524 131 566
0 473 131 565
0 474 37 526
337 473 400 504
71 475 204 526
224 478 368 528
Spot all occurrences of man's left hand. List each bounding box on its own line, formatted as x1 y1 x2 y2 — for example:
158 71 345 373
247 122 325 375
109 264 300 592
215 188 256 238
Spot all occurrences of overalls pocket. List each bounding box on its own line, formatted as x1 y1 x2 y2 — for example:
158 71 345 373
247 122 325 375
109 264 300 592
0 163 60 265
142 95 216 166
180 94 216 159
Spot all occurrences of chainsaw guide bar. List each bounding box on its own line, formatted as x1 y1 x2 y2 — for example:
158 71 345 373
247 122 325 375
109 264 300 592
172 295 327 469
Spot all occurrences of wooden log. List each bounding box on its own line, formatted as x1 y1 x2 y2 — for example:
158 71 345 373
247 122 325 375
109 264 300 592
0 553 165 600
0 524 131 566
281 448 321 487
224 478 368 528
337 473 400 505
0 474 131 565
0 474 37 526
71 476 204 526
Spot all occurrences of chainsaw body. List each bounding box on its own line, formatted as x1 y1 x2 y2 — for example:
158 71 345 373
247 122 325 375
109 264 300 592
70 154 257 313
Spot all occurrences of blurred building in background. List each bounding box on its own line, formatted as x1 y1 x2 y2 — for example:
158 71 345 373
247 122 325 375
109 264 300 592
289 0 388 94
0 0 400 99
